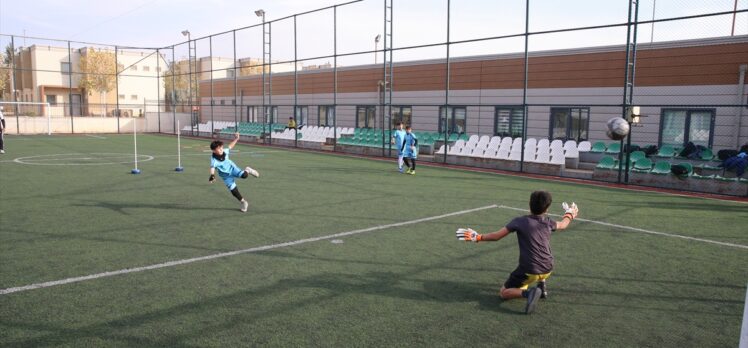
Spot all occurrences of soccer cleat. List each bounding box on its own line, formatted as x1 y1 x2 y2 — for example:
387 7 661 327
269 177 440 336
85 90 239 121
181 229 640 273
398 167 404 173
405 168 412 174
245 167 260 178
538 281 548 299
240 199 249 212
524 287 542 314
408 170 415 175
0 149 4 154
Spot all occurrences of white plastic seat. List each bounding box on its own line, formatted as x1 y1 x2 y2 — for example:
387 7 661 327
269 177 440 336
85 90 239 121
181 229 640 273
500 137 513 148
512 137 523 150
524 138 537 151
565 147 579 158
489 136 502 148
524 149 536 162
578 141 592 152
435 145 445 154
537 138 550 149
535 151 550 163
467 134 479 144
564 140 577 151
496 148 510 160
509 150 522 161
550 139 564 150
550 154 565 165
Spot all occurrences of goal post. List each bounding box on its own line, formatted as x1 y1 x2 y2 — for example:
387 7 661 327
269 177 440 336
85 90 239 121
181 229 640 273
0 101 52 135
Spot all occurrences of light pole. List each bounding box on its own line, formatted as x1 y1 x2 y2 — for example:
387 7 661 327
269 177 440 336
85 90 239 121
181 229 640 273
255 9 267 125
181 30 191 111
374 34 381 64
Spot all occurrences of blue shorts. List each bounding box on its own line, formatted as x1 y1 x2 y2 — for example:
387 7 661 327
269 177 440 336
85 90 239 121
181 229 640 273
219 165 245 190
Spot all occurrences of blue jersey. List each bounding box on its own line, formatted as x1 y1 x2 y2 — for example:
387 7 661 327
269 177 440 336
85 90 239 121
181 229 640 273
211 148 240 177
393 129 406 155
402 132 418 158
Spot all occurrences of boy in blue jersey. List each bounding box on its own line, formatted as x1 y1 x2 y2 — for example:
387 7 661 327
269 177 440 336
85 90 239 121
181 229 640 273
391 122 406 173
401 125 418 175
456 191 579 314
209 133 260 212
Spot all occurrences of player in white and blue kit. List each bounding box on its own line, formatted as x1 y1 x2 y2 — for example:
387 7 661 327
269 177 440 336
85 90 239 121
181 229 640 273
391 122 406 173
401 125 418 175
209 133 260 212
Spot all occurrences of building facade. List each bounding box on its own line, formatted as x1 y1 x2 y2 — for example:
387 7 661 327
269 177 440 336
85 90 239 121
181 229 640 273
199 36 748 151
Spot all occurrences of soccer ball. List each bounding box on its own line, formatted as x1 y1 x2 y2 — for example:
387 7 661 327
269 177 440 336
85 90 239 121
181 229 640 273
606 117 630 140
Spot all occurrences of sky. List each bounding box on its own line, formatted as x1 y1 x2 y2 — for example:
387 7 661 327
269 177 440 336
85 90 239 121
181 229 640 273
0 0 746 66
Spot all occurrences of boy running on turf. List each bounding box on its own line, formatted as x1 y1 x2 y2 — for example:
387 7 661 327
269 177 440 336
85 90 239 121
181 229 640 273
209 133 260 212
401 125 418 175
391 122 406 173
456 191 578 314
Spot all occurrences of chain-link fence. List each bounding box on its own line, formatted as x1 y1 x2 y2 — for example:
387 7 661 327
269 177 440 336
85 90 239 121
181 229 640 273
1 0 747 195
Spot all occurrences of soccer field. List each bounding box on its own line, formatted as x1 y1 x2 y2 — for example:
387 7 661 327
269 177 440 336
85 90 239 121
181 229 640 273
0 134 746 347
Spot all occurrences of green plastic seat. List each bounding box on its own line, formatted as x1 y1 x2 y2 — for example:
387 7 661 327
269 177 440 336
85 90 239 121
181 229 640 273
651 161 671 175
631 158 653 173
698 148 714 161
673 162 693 177
596 156 617 170
590 142 607 153
605 142 621 154
629 151 646 163
656 145 677 157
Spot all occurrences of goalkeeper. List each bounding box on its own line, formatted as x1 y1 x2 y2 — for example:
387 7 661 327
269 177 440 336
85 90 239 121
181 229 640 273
209 133 260 212
456 191 578 314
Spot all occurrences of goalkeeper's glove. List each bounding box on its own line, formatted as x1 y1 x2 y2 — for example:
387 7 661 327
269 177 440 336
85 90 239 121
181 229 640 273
456 228 482 242
209 174 216 183
561 202 578 220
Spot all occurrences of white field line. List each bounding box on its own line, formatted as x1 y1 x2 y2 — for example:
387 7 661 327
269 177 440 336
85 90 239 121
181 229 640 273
740 283 748 348
85 135 107 139
498 205 748 250
0 204 498 296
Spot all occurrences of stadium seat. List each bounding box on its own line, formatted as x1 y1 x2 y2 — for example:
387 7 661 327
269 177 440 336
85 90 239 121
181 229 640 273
596 156 617 170
577 141 592 152
631 158 653 173
435 145 445 154
589 142 606 153
550 154 565 165
563 140 578 151
496 148 510 160
606 142 621 154
509 149 522 161
650 161 672 175
535 151 551 164
698 148 714 161
629 151 646 163
524 138 537 151
537 138 550 149
674 162 693 177
656 145 677 157
550 139 563 150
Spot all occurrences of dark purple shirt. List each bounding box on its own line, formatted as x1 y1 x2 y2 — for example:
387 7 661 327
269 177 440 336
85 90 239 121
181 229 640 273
505 215 557 274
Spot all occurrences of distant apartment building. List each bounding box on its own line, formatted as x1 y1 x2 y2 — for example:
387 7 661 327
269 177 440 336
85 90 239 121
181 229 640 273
10 45 167 116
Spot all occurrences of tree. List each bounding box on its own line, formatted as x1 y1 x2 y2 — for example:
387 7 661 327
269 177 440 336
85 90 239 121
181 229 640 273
78 48 116 115
163 59 199 110
0 44 12 100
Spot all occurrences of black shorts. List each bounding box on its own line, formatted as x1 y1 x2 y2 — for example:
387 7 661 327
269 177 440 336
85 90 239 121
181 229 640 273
503 267 552 290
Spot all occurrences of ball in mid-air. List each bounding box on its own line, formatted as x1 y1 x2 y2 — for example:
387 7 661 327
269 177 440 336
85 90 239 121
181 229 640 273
606 117 630 140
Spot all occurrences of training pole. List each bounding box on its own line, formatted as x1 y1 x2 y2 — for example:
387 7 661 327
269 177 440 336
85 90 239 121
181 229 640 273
131 119 141 174
175 120 184 172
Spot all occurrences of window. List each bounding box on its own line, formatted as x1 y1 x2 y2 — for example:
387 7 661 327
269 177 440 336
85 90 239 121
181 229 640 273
220 100 225 105
227 69 236 78
295 106 308 125
391 106 412 128
118 94 125 100
130 65 138 71
659 109 714 148
61 62 71 75
549 107 589 142
156 67 162 72
318 105 335 126
45 95 57 105
356 106 377 128
264 106 278 123
495 106 524 138
142 66 150 72
131 95 138 100
439 106 466 133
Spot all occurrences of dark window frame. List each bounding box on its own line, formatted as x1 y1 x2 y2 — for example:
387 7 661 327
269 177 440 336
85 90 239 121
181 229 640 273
356 105 377 128
548 107 590 142
439 106 467 134
494 106 524 138
658 108 716 148
318 105 335 126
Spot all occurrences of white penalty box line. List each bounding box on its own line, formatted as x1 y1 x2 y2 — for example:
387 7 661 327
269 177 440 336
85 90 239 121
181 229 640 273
0 205 499 296
2 203 746 296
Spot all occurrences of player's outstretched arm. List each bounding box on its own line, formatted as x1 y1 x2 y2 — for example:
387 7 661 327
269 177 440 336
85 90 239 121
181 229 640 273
456 227 510 242
209 168 216 183
227 132 240 149
555 202 579 231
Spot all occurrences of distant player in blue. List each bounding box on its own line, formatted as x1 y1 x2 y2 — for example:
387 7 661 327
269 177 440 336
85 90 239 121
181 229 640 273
401 125 418 175
391 122 406 173
209 133 260 212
